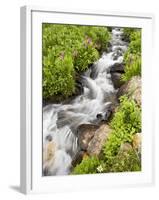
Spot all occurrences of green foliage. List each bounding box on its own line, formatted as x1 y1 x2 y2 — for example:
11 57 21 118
74 46 99 71
123 28 136 42
103 95 141 159
72 156 100 175
101 149 141 172
121 54 141 81
122 29 141 81
43 53 75 97
42 24 110 99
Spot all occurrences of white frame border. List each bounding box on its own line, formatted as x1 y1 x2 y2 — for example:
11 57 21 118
20 6 155 194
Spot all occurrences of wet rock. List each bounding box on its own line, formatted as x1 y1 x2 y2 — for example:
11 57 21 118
117 76 141 106
103 92 118 105
110 63 125 73
96 103 114 122
111 72 124 89
96 111 112 122
75 74 84 95
87 124 112 156
71 150 85 167
45 134 53 142
112 50 123 60
132 133 141 153
77 124 99 151
75 82 84 96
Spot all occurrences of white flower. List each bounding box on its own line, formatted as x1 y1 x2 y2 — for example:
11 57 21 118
97 165 104 173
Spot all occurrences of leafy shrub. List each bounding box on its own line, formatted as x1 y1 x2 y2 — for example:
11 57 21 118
42 24 110 100
121 54 141 81
101 149 141 172
122 29 141 81
72 156 100 175
103 95 141 159
123 28 136 42
43 53 75 97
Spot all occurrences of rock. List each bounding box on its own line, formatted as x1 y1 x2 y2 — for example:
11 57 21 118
112 50 123 60
132 133 141 153
117 76 141 106
43 140 56 175
74 74 84 96
111 72 124 89
77 124 99 150
119 142 133 154
71 150 85 167
110 63 125 73
87 124 112 156
71 151 90 167
75 82 84 96
96 102 114 123
43 141 56 162
45 134 53 142
96 110 112 122
103 91 118 106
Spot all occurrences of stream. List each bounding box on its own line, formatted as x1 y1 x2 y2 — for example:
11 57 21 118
43 28 128 176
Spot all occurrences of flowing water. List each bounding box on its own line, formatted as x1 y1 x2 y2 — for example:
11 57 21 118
43 28 128 176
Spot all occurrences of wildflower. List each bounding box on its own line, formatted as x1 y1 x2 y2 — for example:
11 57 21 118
97 165 104 173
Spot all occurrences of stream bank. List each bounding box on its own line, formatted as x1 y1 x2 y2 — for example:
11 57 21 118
43 27 141 176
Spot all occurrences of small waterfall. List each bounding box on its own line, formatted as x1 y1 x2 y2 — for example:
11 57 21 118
43 28 128 176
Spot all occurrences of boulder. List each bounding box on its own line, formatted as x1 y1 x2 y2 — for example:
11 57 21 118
118 142 133 154
103 92 118 105
96 102 115 123
43 141 56 162
71 150 85 167
77 124 99 151
132 133 141 153
43 140 56 175
87 124 112 156
111 72 124 89
110 63 125 73
117 76 141 106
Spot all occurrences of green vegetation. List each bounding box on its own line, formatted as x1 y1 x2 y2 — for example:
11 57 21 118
43 25 142 174
122 28 141 81
72 156 100 175
123 28 136 42
72 96 141 174
43 24 110 100
103 96 141 159
98 149 141 173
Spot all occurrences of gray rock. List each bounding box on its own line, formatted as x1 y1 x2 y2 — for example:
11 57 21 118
111 72 124 89
110 63 125 73
112 50 123 60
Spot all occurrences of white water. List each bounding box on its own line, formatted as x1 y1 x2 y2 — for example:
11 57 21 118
43 28 128 176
